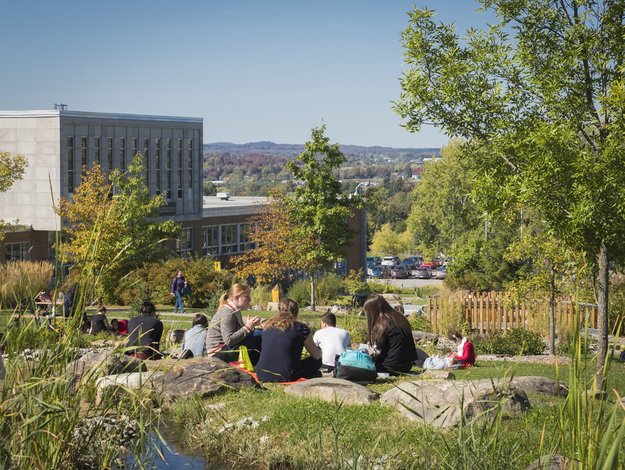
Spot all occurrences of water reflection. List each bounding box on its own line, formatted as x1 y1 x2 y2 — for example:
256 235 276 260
125 431 206 469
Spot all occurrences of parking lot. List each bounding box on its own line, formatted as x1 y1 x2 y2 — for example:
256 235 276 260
368 278 444 289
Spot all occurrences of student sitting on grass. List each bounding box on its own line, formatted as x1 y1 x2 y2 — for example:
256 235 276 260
181 314 209 358
89 306 111 335
125 301 163 360
364 294 417 375
313 312 351 371
255 299 322 383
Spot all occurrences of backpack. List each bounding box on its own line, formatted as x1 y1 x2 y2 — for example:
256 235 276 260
333 348 378 384
181 283 192 297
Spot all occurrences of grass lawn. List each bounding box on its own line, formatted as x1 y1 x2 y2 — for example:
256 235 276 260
167 357 625 469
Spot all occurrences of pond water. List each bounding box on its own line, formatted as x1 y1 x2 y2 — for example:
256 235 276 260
125 424 208 469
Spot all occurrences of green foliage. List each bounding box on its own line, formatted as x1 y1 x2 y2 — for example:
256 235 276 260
249 284 273 311
474 329 545 356
344 269 370 296
437 299 470 337
396 0 625 385
315 273 347 304
407 314 432 333
0 151 27 193
286 279 311 307
117 257 233 308
369 223 413 257
56 156 181 303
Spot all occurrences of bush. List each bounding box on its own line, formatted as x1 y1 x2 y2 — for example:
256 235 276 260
116 257 234 308
474 328 545 356
0 261 54 308
316 273 347 305
250 285 273 310
408 314 432 333
286 279 311 307
345 270 370 295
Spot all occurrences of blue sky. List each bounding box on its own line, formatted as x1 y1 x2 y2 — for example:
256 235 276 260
1 1 488 148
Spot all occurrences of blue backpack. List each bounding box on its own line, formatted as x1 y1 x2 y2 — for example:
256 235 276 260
333 348 378 384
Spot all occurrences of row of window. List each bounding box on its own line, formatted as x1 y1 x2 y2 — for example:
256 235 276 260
67 136 194 198
5 242 30 262
176 223 253 257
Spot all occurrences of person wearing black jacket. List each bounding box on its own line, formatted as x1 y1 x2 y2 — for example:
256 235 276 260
364 294 417 375
170 270 187 314
125 301 163 360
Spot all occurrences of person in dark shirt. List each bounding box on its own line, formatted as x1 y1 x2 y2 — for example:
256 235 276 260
255 299 322 383
90 306 110 334
125 301 163 360
170 270 187 314
364 294 417 375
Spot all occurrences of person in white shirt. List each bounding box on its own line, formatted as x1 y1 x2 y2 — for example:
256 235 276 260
313 312 351 371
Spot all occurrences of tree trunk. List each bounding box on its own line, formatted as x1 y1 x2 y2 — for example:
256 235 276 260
310 275 316 312
595 241 609 391
549 266 556 356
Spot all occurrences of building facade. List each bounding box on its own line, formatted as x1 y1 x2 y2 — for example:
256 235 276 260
0 109 364 273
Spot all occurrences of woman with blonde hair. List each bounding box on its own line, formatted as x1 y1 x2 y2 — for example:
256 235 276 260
364 294 417 375
205 283 262 363
255 298 322 382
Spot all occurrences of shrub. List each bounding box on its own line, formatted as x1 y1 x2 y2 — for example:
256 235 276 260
286 279 310 307
474 328 545 356
116 257 234 308
345 270 370 295
250 285 273 310
0 261 54 308
316 273 347 305
408 314 432 333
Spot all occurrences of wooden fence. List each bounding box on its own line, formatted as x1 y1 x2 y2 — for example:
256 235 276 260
426 291 597 335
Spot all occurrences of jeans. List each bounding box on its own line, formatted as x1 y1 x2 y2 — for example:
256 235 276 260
174 290 185 313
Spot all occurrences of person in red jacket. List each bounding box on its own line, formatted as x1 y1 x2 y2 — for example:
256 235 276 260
449 331 475 368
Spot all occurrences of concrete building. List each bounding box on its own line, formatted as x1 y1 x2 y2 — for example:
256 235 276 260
0 109 365 273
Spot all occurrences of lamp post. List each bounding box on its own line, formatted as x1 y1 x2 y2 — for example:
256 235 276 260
353 181 369 197
351 181 369 280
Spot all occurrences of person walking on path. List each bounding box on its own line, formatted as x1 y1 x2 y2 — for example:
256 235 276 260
170 270 187 314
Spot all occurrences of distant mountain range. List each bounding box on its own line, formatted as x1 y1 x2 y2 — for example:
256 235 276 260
204 141 439 159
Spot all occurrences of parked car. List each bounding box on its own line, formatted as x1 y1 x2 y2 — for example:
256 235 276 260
390 265 410 279
412 267 432 279
369 265 387 279
419 261 438 269
381 256 401 267
366 256 381 267
400 256 423 270
433 266 448 279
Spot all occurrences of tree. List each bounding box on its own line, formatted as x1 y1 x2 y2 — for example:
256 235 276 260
236 126 357 310
286 126 357 309
369 223 413 256
396 2 625 387
0 151 27 241
56 156 180 301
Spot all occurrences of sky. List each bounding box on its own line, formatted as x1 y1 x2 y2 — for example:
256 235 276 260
1 1 490 148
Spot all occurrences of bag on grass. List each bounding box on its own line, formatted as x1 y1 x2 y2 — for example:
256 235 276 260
333 348 377 384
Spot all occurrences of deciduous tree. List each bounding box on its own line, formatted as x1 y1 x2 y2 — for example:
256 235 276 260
55 156 180 301
0 151 27 241
396 2 625 387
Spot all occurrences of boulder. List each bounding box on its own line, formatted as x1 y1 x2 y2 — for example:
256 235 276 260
526 455 569 470
158 356 257 403
284 378 379 405
95 371 164 405
508 376 568 397
421 369 455 380
380 379 530 428
68 349 146 389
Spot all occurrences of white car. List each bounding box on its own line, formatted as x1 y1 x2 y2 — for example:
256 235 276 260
381 256 400 266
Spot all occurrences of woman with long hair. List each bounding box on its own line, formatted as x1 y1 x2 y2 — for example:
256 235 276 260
255 298 322 382
205 283 262 363
363 294 417 374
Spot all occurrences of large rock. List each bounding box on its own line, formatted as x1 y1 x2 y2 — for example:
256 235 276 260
158 356 257 403
68 349 146 389
380 379 530 428
95 371 164 405
284 378 379 405
509 376 568 397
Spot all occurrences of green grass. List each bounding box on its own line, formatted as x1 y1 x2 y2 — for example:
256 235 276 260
168 357 625 469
